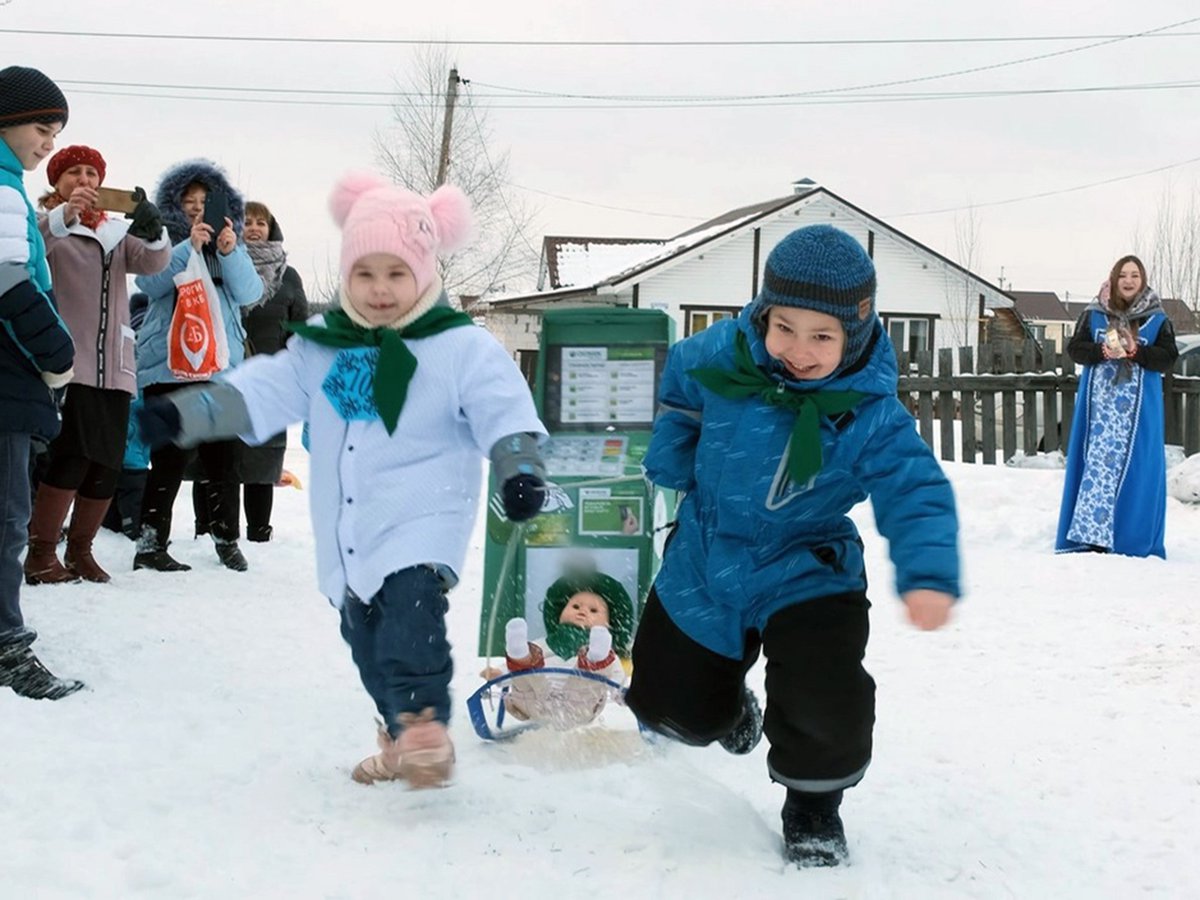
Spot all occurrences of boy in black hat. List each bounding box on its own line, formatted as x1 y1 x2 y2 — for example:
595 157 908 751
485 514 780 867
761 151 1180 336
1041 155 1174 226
626 224 960 866
0 66 84 699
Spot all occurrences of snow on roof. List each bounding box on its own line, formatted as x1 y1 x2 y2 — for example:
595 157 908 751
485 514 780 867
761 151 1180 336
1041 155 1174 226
552 239 665 288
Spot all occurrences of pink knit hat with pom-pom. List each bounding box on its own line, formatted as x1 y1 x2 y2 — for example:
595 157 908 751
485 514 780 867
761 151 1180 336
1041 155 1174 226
329 171 473 295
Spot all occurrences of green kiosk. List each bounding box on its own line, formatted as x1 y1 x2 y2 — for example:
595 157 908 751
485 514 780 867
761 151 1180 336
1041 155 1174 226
479 308 674 660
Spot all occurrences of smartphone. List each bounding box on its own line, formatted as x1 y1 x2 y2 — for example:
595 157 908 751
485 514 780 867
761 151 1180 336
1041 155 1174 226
202 186 230 236
94 186 139 214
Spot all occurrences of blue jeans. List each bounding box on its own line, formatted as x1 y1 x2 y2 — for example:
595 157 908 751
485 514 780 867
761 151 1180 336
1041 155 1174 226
339 565 457 737
0 433 32 641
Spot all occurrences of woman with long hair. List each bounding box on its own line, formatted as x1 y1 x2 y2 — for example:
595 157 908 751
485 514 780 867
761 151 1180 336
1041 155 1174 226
1056 255 1178 557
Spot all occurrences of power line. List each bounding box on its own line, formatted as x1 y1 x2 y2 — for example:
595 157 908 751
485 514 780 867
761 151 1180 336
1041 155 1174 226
62 79 1200 109
474 15 1200 102
503 182 706 221
5 26 1200 46
460 84 541 259
889 154 1200 218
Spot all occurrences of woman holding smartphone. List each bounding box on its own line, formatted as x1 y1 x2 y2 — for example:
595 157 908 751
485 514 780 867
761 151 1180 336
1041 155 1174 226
131 158 262 573
28 145 170 585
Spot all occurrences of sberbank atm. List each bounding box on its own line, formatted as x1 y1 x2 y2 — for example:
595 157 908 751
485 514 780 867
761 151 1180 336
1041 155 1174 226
479 308 674 657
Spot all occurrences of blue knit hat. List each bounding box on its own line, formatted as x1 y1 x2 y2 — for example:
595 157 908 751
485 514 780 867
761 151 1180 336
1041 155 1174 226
750 225 877 371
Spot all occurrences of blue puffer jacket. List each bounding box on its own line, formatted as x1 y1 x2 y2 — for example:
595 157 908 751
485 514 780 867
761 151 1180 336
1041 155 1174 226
645 307 960 659
0 139 74 438
133 159 261 388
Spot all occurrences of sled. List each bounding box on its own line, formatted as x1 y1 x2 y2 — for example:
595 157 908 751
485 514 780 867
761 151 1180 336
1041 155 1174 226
466 666 640 741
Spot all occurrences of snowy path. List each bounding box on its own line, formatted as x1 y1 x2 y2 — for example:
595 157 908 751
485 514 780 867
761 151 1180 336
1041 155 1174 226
3 449 1199 898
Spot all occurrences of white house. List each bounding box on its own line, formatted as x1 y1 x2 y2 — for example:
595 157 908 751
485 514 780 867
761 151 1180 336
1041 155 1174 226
481 179 1017 378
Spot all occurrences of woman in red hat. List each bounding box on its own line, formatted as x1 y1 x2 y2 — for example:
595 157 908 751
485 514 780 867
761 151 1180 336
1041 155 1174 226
27 145 170 584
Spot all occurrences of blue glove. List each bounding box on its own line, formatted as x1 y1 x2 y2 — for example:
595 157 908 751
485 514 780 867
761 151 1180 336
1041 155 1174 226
501 473 545 522
135 397 182 449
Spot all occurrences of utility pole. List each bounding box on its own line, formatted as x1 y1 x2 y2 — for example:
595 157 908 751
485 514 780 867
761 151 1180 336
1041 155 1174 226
435 68 460 187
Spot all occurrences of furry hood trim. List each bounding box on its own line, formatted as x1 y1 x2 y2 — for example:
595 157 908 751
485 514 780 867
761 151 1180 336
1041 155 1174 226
153 158 246 245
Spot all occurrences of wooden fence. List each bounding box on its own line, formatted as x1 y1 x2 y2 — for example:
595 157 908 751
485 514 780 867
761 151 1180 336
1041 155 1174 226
896 339 1200 464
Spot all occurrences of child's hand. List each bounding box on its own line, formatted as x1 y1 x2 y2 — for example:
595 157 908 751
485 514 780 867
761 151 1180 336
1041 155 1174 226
902 590 953 631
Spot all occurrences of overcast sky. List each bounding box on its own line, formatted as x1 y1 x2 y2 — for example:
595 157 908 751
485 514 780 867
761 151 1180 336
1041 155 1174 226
7 0 1200 303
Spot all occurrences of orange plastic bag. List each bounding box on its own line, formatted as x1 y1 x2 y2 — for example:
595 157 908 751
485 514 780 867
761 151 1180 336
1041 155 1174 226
168 248 229 380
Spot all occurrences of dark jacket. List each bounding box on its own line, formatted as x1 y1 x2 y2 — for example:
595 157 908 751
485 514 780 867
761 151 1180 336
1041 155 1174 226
244 267 307 357
0 139 74 438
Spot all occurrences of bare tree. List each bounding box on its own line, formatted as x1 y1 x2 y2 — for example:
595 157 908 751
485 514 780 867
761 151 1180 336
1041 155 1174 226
373 45 540 303
1134 179 1200 312
943 206 983 347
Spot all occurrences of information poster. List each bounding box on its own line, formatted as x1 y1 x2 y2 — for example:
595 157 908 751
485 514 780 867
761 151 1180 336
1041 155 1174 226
543 435 628 478
559 346 656 425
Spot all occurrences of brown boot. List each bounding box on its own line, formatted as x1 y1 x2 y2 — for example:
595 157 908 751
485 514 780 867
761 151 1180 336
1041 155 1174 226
64 495 113 583
24 485 80 585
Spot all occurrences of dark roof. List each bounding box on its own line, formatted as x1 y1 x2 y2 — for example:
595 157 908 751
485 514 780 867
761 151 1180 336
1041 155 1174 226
1008 290 1072 322
1161 298 1199 334
1064 300 1090 321
670 194 799 239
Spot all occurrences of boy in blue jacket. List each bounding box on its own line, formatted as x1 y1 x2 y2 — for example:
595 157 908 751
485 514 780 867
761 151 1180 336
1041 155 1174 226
625 225 960 867
0 66 84 700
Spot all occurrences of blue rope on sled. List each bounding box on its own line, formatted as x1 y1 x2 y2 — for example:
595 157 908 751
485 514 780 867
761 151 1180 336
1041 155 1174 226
466 667 639 741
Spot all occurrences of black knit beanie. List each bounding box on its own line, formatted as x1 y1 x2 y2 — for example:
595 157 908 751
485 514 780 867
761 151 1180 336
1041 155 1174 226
0 66 69 128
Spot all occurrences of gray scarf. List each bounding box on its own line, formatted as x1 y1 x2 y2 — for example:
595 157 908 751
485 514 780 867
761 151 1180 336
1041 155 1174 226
245 240 288 307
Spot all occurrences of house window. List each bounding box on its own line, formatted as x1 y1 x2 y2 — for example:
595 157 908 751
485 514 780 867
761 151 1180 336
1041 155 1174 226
883 316 934 356
684 306 741 336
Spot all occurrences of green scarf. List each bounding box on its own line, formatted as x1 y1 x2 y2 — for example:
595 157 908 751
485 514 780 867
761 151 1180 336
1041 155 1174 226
288 305 473 434
688 330 865 484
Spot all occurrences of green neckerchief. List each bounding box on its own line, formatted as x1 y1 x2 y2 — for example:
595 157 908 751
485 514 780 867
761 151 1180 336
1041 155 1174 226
287 305 473 434
688 330 865 484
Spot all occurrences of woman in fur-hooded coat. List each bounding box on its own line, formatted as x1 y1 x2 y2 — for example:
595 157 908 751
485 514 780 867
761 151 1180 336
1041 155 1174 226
131 158 262 572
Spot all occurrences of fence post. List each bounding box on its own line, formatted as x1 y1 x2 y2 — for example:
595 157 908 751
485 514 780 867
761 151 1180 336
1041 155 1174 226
916 348 934 449
938 348 955 462
959 345 977 463
1060 348 1076 454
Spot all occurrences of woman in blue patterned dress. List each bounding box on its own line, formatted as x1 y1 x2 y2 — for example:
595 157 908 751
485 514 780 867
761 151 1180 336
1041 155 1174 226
1056 255 1178 557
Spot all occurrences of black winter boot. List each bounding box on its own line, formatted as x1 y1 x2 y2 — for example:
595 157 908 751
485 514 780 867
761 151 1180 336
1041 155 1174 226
718 685 763 755
214 540 248 572
0 632 85 700
782 789 848 867
133 527 191 572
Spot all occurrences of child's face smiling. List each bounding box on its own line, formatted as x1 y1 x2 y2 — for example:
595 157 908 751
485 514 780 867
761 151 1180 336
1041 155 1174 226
346 253 420 327
558 591 610 630
764 306 846 380
1 121 62 171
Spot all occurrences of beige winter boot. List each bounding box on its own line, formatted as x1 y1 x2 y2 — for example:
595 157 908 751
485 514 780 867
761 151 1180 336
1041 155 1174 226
396 708 455 789
352 722 405 785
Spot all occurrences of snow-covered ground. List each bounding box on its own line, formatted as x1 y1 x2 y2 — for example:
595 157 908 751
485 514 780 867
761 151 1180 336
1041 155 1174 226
4 440 1199 899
